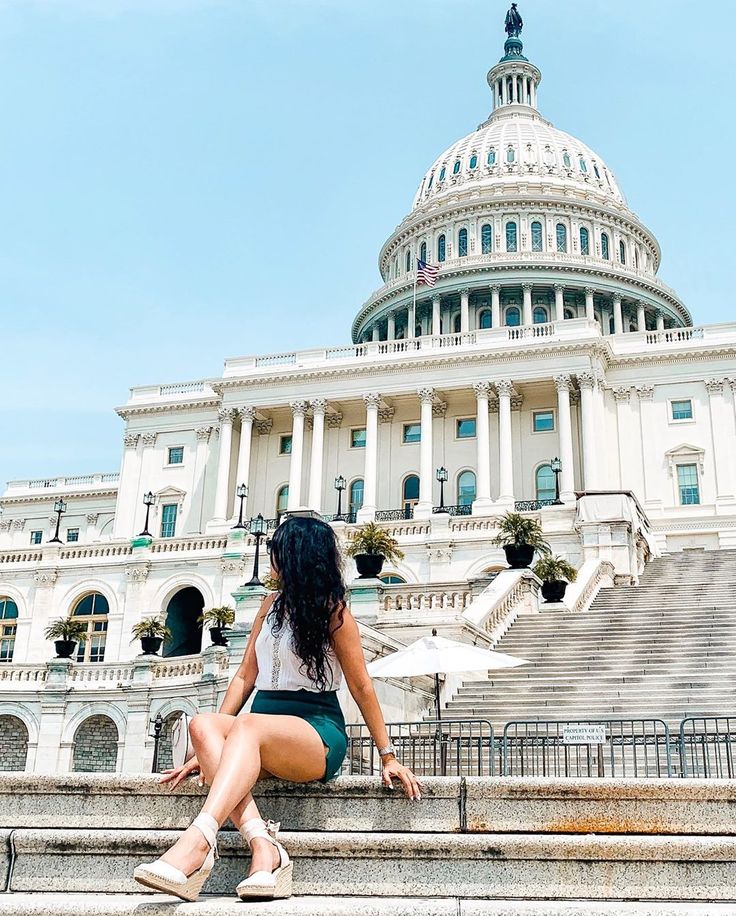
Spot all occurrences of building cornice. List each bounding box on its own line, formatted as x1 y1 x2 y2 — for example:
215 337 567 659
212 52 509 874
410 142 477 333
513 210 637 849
0 487 119 508
115 397 221 420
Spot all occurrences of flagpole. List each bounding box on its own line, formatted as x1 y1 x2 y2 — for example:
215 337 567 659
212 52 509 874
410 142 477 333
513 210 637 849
412 262 418 338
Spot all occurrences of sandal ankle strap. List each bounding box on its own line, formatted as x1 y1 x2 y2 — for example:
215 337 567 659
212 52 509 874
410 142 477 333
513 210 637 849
240 817 281 847
192 812 219 852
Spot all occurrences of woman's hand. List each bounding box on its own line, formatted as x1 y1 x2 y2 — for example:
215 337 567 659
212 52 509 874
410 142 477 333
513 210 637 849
159 755 203 790
381 756 422 801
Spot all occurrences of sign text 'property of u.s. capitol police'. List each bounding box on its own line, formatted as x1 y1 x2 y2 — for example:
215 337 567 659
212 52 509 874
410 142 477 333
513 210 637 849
562 724 608 745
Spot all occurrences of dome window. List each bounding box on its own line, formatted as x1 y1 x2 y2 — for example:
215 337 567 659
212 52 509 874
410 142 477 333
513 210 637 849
601 232 610 260
458 228 468 257
420 241 427 262
405 249 412 273
533 306 549 324
556 223 568 253
506 146 516 164
531 221 543 252
580 227 590 256
579 157 588 173
427 172 434 190
437 234 446 263
505 306 521 327
453 159 462 175
478 309 492 329
543 146 555 167
488 148 497 166
634 248 639 270
505 221 518 252
619 240 626 265
469 153 478 169
439 166 446 182
562 151 572 169
593 163 601 179
481 223 493 255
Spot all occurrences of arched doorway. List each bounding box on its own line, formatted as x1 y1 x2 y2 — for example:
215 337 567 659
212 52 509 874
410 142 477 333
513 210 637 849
72 714 118 773
156 711 185 772
163 587 205 657
0 715 29 771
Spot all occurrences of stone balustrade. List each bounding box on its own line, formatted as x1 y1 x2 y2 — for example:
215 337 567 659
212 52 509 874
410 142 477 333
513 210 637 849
381 583 473 613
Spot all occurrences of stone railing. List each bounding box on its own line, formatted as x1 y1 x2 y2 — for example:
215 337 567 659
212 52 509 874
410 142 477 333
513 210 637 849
612 323 736 354
60 544 133 560
463 569 541 646
68 664 134 685
563 559 615 614
382 583 473 614
0 665 48 685
0 550 44 565
151 536 229 554
5 473 120 494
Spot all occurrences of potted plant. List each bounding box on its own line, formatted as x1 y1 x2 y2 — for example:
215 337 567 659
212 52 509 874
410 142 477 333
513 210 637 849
43 617 88 659
131 617 172 655
534 555 578 602
346 522 405 579
198 606 236 647
491 512 551 569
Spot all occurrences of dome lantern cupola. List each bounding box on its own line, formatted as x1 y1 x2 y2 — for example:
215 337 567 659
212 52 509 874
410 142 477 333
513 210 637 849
487 3 541 113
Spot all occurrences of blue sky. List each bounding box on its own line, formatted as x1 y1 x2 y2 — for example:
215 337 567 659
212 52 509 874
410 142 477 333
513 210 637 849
1 0 732 489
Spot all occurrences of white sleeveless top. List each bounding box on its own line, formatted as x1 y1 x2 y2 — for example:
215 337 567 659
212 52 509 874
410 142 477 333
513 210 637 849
254 608 343 692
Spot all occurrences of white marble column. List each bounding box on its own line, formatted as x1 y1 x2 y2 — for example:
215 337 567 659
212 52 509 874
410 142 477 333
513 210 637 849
212 408 236 522
387 312 396 341
656 310 665 331
637 301 646 332
635 385 661 506
407 303 416 339
357 393 381 521
522 283 533 326
307 398 327 512
188 426 212 534
706 379 736 505
613 296 623 335
460 288 470 334
113 434 141 538
472 382 493 513
491 285 501 328
371 325 380 342
432 295 441 337
554 284 565 322
415 387 435 518
577 373 598 490
496 379 515 505
554 375 576 501
612 387 635 491
287 400 308 510
232 407 256 517
585 287 595 322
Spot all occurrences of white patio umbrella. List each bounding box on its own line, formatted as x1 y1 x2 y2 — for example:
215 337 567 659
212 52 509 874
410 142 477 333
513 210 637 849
367 628 528 721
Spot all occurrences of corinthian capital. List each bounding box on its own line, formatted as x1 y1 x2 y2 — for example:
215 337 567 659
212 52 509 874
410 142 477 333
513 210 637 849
495 379 514 398
705 378 727 395
363 392 382 410
612 386 631 402
218 407 236 424
576 371 596 391
553 374 573 393
289 400 309 418
195 426 213 441
310 398 328 416
473 381 493 399
123 433 139 449
417 387 435 405
238 406 258 423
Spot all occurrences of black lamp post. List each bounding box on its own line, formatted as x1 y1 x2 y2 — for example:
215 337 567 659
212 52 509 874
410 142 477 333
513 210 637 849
48 498 67 544
436 467 449 511
139 491 155 537
233 483 248 529
334 475 346 520
551 457 563 505
246 514 268 586
149 712 164 773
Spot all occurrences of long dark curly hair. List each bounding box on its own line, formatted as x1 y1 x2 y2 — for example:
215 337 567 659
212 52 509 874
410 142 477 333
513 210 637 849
267 515 346 691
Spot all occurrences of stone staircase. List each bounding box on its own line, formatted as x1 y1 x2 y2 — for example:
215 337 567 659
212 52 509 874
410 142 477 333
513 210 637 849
0 774 735 913
445 549 736 729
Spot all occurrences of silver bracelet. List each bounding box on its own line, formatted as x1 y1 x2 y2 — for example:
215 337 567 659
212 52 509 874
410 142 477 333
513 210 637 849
378 743 396 757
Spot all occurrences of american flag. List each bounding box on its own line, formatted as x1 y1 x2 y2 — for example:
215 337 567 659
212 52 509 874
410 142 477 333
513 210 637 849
416 258 440 287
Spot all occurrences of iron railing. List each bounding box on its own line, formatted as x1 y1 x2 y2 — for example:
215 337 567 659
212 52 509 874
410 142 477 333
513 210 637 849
375 507 414 522
514 499 556 512
432 505 473 516
679 717 736 778
343 719 495 777
322 512 357 524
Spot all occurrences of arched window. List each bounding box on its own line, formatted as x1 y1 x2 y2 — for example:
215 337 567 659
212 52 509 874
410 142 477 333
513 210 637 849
506 146 516 164
487 148 496 166
439 166 446 182
533 306 548 324
481 223 493 254
402 475 420 514
478 309 492 329
405 249 412 273
601 232 610 260
619 240 626 264
564 308 575 320
505 221 518 252
593 163 601 179
457 471 476 507
579 157 588 173
437 234 446 262
276 485 289 518
556 223 568 253
634 248 639 269
579 226 590 256
562 151 572 169
427 172 434 190
349 479 364 516
505 306 521 327
531 221 543 252
420 240 427 262
458 228 468 257
469 153 478 169
0 598 18 663
536 465 556 502
379 574 407 585
453 159 461 175
72 593 109 663
72 715 118 773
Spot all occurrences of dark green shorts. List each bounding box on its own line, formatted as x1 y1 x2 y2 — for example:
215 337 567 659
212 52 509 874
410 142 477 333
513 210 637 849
250 688 348 782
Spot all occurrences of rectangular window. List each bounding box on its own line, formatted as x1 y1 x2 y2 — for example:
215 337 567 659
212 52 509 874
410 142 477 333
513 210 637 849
350 428 367 449
30 531 43 545
456 418 477 439
533 410 555 433
671 399 693 421
167 446 184 465
677 464 700 505
279 435 293 455
0 624 16 662
402 423 421 444
66 528 80 543
160 503 178 538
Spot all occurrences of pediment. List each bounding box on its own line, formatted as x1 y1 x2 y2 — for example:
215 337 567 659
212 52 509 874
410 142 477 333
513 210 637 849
664 443 704 475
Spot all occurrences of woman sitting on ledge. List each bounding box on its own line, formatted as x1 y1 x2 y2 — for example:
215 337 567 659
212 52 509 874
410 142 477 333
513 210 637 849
134 514 421 902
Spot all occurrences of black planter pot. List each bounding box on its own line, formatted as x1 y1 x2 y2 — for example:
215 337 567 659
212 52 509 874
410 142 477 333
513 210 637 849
503 543 535 569
209 626 230 647
140 636 163 655
355 553 385 579
541 579 568 603
54 639 77 659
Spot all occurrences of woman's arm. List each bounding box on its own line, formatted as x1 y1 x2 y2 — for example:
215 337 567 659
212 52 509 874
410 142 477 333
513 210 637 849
218 593 276 716
331 605 421 800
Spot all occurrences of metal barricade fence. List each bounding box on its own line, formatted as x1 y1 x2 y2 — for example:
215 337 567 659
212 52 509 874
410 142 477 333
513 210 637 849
501 718 673 778
679 717 736 778
343 719 495 776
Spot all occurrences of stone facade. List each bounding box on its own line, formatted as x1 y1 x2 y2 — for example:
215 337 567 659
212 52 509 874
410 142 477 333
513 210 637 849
72 714 119 773
0 715 29 772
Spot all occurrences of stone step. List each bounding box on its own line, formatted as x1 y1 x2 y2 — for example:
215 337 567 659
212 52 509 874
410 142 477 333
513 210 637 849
1 895 735 915
462 673 736 687
7 828 736 900
455 684 736 697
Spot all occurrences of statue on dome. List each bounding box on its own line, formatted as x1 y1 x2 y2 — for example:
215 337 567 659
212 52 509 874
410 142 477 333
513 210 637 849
505 3 523 38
